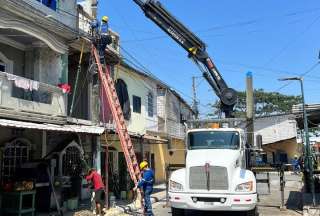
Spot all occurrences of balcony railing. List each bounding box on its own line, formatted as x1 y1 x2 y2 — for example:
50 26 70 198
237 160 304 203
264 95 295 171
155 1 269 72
0 72 67 118
158 119 185 139
77 6 120 57
21 0 77 29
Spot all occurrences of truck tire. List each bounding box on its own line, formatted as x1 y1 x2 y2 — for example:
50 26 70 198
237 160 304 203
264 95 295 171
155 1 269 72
171 207 184 216
246 207 258 216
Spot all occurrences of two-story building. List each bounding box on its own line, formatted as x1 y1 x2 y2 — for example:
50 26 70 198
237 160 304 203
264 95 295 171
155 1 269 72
99 61 194 198
0 0 120 214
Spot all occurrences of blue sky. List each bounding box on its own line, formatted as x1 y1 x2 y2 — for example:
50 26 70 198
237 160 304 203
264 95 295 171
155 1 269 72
98 0 320 116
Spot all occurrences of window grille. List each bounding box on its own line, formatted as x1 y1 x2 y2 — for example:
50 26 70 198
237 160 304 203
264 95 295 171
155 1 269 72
62 146 82 176
133 95 141 113
147 92 154 117
2 139 30 183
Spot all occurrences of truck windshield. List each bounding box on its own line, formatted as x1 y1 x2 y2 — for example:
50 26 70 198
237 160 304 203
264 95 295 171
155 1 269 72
188 131 240 150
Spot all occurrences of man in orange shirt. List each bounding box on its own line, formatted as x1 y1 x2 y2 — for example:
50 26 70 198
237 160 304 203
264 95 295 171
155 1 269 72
86 168 105 216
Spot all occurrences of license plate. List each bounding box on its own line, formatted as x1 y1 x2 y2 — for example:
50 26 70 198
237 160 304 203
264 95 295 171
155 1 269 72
204 202 214 205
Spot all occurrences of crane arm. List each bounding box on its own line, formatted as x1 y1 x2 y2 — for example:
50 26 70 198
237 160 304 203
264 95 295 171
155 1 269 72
133 0 237 117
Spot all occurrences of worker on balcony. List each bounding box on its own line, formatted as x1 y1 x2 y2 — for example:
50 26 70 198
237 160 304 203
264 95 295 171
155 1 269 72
86 168 105 216
134 161 155 216
100 16 109 34
90 16 112 65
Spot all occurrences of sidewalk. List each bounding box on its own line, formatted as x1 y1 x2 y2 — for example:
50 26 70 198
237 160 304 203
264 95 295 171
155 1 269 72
103 183 167 215
257 172 303 216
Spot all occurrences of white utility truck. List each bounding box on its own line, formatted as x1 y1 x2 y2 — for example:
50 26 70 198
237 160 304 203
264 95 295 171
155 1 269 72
131 1 257 214
169 128 257 216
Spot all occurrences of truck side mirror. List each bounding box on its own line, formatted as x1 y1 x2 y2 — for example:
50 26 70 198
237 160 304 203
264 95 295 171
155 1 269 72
256 134 263 150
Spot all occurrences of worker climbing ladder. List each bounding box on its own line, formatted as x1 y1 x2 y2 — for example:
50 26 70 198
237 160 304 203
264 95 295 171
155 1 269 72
91 45 143 203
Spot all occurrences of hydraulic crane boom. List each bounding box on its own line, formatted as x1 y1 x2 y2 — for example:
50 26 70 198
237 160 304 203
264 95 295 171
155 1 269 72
133 0 237 117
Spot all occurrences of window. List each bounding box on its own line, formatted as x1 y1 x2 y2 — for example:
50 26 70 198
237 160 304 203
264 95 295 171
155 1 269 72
188 131 240 150
0 61 5 72
133 95 141 113
147 92 154 117
115 79 131 120
38 0 57 11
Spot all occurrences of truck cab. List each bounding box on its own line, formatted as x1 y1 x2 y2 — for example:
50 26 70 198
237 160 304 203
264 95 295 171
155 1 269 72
169 128 257 215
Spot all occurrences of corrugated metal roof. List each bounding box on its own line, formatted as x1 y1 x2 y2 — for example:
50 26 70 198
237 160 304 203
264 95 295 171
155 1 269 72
0 119 105 134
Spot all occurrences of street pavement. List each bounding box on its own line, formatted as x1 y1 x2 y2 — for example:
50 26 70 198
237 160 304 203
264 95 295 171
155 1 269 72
151 172 303 216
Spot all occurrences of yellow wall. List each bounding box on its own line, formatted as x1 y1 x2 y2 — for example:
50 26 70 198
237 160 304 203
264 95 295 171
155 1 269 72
150 138 186 183
102 133 186 184
262 138 302 163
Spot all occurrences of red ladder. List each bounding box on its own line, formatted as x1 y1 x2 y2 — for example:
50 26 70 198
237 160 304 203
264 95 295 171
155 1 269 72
91 46 141 186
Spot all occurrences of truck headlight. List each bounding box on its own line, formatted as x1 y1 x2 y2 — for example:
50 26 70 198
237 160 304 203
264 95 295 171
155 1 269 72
235 181 253 192
169 180 183 192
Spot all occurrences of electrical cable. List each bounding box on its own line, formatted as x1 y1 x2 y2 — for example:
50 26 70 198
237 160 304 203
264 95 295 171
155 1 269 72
234 61 320 129
117 6 320 43
263 15 320 67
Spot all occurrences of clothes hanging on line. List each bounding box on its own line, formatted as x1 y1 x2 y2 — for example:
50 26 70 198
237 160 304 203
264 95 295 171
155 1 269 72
7 73 39 91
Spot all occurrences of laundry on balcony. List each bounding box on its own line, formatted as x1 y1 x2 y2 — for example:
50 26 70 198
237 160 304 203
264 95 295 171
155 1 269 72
7 73 39 91
58 83 71 93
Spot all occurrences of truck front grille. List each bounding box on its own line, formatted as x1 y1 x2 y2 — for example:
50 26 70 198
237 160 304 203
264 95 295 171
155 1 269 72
189 166 228 190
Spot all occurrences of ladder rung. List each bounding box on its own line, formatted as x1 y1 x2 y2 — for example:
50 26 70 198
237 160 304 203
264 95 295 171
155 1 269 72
92 46 141 183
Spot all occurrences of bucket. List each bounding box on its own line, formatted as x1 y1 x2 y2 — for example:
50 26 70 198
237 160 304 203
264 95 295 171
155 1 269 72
120 191 127 200
67 198 78 210
109 195 116 208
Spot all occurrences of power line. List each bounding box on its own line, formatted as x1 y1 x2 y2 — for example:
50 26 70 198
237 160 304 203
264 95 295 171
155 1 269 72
119 45 214 110
234 61 320 129
276 62 320 92
119 6 320 43
263 14 320 67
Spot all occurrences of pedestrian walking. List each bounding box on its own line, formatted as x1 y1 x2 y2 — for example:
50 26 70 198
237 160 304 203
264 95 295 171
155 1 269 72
292 155 300 174
134 161 155 216
85 168 105 216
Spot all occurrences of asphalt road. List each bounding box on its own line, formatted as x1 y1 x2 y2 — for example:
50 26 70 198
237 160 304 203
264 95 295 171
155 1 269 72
150 173 303 216
153 201 250 216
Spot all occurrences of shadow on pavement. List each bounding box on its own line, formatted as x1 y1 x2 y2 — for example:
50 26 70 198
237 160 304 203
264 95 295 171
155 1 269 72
171 209 248 216
286 191 302 210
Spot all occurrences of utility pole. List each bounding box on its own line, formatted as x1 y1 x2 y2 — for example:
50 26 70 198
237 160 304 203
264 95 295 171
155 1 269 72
192 76 199 119
279 76 316 206
246 72 254 148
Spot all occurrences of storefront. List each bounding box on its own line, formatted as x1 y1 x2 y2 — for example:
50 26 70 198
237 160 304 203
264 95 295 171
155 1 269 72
0 119 104 215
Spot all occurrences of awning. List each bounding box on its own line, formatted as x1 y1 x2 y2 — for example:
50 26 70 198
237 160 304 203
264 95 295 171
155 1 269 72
0 119 105 135
142 134 168 144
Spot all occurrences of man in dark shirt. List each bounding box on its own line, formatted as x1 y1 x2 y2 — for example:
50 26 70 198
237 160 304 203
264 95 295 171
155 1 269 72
86 168 104 216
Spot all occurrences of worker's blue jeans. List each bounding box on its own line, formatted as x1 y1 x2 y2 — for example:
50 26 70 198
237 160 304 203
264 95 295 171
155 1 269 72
144 186 154 216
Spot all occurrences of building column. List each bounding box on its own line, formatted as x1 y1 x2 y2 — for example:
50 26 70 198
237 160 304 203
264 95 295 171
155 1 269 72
42 131 47 158
95 136 101 174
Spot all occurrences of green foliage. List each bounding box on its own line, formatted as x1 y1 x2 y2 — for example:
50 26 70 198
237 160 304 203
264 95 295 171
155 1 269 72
209 89 302 118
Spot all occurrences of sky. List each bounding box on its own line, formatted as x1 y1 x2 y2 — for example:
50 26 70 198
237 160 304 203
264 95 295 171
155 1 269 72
98 0 320 116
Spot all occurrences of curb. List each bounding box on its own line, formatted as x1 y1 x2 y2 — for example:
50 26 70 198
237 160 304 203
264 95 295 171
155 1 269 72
302 191 320 216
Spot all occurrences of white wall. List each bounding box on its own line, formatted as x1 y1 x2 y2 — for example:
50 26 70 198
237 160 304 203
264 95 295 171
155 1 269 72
117 65 158 135
254 115 297 145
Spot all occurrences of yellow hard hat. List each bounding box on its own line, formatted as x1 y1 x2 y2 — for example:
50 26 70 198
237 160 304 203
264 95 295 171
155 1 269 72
102 16 109 22
139 161 148 170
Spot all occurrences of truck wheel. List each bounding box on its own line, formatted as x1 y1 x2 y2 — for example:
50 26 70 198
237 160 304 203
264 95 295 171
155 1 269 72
171 207 184 216
246 207 258 216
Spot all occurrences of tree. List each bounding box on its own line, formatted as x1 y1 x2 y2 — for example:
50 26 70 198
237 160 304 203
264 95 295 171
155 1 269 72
209 89 302 118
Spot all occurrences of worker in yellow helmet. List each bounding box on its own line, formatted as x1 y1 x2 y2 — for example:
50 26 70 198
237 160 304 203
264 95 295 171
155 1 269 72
91 15 111 65
134 160 155 216
100 16 109 34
